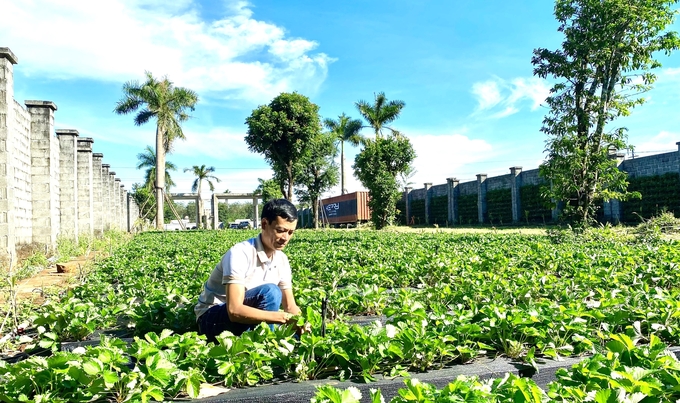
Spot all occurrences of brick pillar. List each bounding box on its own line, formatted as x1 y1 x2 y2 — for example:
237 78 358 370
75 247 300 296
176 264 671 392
26 101 59 247
446 178 459 225
0 48 18 260
77 138 94 237
510 166 523 224
57 129 79 242
423 183 432 225
477 174 487 224
101 164 111 230
404 187 412 225
91 153 104 234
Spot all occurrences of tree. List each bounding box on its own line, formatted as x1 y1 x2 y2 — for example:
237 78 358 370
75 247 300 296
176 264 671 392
532 0 679 225
136 145 177 192
354 137 415 229
355 92 405 138
115 71 198 229
245 92 322 201
184 165 221 228
295 132 339 228
254 178 283 203
398 163 418 192
324 113 364 195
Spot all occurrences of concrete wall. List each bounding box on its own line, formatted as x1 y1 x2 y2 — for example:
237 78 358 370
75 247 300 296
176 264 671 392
0 47 138 261
12 100 32 244
404 144 680 225
619 150 679 178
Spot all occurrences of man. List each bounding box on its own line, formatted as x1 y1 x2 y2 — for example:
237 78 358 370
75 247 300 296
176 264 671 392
195 198 301 341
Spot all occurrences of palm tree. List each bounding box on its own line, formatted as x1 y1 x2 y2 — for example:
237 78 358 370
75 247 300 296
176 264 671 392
136 145 177 192
324 114 363 195
184 165 221 228
115 71 198 229
355 92 405 138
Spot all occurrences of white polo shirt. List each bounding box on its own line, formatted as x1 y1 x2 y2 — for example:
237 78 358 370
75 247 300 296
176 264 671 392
194 235 293 320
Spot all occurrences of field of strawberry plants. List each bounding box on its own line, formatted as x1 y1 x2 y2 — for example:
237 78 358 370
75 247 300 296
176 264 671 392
1 228 680 402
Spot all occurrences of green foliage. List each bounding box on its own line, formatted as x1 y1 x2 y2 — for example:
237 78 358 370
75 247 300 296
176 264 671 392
324 113 364 194
254 178 284 204
295 132 339 228
409 199 425 225
5 229 680 400
520 185 553 224
115 71 198 229
395 199 406 225
355 92 406 138
429 195 448 225
354 137 416 229
486 189 512 225
314 336 680 403
135 145 177 193
532 0 679 226
457 194 478 225
622 172 680 222
245 92 322 201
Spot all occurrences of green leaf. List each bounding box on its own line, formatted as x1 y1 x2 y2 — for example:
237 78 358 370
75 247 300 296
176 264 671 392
594 389 611 403
82 359 103 376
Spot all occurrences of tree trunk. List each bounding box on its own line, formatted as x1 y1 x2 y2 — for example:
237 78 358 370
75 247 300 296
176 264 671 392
341 141 346 195
312 197 319 229
287 163 293 201
155 126 165 230
197 181 202 229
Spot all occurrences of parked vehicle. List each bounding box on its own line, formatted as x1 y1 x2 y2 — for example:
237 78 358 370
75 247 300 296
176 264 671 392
300 191 370 227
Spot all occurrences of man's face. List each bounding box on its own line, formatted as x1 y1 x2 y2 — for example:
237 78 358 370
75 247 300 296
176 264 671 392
261 216 297 252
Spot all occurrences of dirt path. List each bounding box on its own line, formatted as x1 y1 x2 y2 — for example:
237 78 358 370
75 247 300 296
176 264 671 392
2 253 98 306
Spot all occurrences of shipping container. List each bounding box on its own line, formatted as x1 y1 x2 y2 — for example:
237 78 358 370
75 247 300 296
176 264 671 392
319 191 371 226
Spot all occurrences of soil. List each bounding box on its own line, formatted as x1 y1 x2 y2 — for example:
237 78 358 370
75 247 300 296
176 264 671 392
2 252 98 306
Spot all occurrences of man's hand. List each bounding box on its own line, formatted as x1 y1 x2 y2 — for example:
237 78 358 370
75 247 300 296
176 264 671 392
297 322 312 335
277 311 297 324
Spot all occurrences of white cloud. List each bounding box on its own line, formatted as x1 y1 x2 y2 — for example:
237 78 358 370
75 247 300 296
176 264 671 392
471 76 550 118
1 0 332 103
408 133 493 185
172 127 253 159
630 131 679 155
471 81 502 110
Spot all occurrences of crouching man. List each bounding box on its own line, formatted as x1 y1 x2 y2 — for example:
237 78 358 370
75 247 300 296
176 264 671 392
194 199 301 342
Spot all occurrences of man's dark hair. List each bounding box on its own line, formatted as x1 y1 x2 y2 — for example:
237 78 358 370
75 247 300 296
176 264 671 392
262 198 298 223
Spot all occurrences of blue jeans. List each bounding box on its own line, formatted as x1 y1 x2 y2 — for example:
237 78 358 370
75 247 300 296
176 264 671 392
198 283 282 342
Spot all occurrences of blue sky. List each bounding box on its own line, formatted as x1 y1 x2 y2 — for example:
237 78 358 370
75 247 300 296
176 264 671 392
3 0 680 200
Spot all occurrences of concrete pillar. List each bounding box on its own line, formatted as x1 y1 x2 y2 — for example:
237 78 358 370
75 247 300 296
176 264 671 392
603 150 625 224
113 179 121 229
121 187 127 231
119 185 126 230
446 178 459 225
423 182 433 225
477 174 487 224
404 187 412 225
26 101 60 247
109 172 118 229
510 167 523 224
0 48 18 260
101 164 111 230
92 153 104 235
253 197 259 229
212 194 218 230
57 129 79 243
77 137 94 237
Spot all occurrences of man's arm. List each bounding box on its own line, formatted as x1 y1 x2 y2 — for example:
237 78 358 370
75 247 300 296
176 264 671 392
225 283 293 324
281 288 302 315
